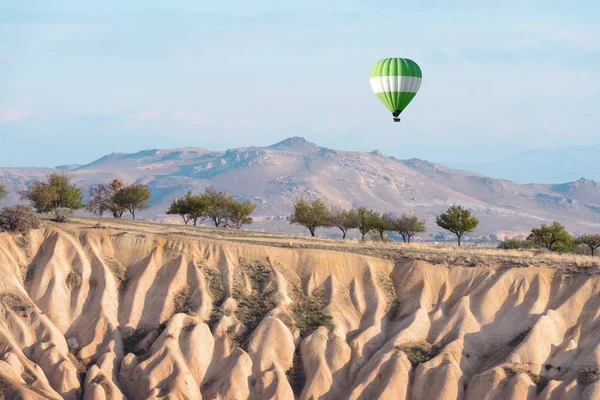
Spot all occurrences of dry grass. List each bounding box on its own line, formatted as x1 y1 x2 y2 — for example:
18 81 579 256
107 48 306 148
47 217 600 273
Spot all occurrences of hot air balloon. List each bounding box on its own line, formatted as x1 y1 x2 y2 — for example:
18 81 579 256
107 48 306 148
369 58 422 122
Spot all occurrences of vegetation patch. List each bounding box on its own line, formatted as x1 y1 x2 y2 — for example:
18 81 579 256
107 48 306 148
233 259 276 331
173 286 194 315
395 343 440 368
66 271 82 290
0 293 33 318
207 304 224 331
503 366 548 394
91 374 113 395
14 234 30 252
68 352 88 378
378 272 400 320
105 257 129 292
578 367 600 385
0 375 13 398
20 369 36 385
286 347 305 396
227 330 250 351
291 287 332 337
203 267 224 301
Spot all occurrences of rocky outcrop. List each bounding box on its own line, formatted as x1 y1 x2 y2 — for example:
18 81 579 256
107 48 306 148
1 225 600 399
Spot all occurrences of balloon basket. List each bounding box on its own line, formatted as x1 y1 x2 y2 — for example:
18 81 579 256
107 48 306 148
393 118 401 122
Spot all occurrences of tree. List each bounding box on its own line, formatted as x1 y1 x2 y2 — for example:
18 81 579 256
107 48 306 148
390 214 426 243
328 206 359 239
106 179 126 218
436 205 479 246
20 172 84 213
578 234 600 256
87 179 127 218
527 221 572 251
288 198 332 237
0 184 7 202
356 207 379 241
114 183 151 219
166 191 193 225
0 205 40 234
202 187 232 227
227 199 257 229
371 213 389 241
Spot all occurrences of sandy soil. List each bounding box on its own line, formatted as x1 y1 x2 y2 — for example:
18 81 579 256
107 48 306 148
0 217 599 399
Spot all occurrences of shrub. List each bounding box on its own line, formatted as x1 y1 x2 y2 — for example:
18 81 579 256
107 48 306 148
53 207 74 223
497 237 533 250
0 205 41 234
0 183 7 202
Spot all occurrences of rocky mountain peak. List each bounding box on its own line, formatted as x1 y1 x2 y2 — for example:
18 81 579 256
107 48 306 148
268 137 321 152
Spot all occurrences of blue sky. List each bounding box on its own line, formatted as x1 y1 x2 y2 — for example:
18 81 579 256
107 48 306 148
1 0 599 167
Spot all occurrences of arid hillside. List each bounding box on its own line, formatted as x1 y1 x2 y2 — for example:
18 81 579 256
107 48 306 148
1 218 600 399
2 137 600 239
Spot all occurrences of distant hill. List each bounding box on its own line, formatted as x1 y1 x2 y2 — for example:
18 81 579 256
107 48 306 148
2 137 600 240
448 145 600 184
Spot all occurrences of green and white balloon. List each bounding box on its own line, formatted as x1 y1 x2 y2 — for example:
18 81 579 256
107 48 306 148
369 58 422 120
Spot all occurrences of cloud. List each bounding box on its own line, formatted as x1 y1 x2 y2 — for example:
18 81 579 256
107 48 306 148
0 108 29 123
173 110 205 123
131 110 163 121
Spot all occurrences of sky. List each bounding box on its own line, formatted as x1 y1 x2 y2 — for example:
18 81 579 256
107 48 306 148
0 0 599 167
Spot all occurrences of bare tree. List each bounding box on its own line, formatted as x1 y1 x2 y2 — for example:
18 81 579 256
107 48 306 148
389 214 426 243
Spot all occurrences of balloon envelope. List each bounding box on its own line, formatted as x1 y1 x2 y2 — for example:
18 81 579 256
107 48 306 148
369 58 422 117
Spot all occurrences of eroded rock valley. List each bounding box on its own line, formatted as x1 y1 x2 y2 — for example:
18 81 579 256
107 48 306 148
1 225 600 399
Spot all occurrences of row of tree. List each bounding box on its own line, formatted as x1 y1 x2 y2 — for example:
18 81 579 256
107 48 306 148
0 174 257 229
499 221 600 256
12 173 152 220
2 179 599 254
166 187 257 229
287 198 480 245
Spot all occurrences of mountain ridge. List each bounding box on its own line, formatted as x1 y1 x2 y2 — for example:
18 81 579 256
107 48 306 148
1 137 600 240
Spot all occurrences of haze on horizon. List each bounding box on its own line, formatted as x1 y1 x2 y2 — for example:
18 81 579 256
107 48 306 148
1 1 599 169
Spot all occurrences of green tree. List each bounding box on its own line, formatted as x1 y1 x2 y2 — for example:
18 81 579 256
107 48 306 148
527 221 572 251
328 206 359 239
371 213 389 241
390 214 426 243
114 183 151 219
20 172 84 213
166 191 193 225
578 234 600 256
202 187 232 227
0 184 7 202
436 205 479 246
288 198 332 237
227 199 257 229
356 207 379 241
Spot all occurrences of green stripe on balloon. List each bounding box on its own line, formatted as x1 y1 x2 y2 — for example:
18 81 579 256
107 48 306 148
369 58 422 78
375 92 417 112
